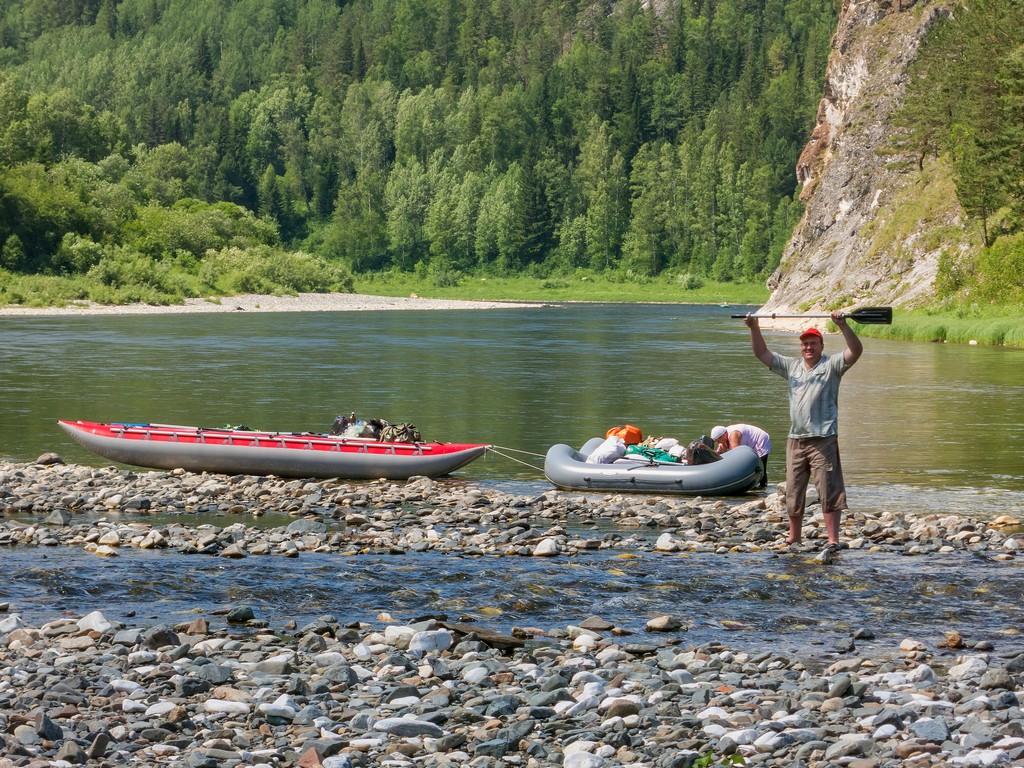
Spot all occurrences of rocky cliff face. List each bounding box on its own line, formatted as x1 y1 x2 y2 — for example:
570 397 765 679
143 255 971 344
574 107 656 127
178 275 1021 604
762 0 968 320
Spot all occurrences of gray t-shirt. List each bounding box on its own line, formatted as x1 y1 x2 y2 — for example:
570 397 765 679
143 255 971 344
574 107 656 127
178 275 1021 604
770 352 850 438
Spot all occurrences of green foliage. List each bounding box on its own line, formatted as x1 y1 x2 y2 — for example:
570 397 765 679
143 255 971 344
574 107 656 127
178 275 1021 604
693 751 746 767
197 246 355 295
935 247 973 299
127 199 280 260
0 0 837 301
675 272 705 290
53 233 105 273
896 0 1024 264
0 270 94 307
976 233 1024 303
87 247 196 300
423 255 464 288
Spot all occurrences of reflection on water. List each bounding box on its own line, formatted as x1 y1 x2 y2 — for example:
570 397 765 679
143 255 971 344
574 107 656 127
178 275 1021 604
2 543 1022 662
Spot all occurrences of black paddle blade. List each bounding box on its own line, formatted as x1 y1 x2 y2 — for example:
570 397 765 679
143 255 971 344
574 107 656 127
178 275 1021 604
847 306 892 324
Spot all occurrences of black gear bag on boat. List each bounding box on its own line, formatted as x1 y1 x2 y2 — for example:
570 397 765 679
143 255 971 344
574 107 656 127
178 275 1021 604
687 440 722 465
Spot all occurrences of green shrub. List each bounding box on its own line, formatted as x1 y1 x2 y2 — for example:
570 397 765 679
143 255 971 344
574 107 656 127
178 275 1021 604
86 247 196 301
976 234 1024 302
426 256 463 288
432 267 463 288
198 246 354 295
126 201 280 261
0 271 92 306
935 248 974 298
1 235 26 271
675 272 704 290
53 233 105 274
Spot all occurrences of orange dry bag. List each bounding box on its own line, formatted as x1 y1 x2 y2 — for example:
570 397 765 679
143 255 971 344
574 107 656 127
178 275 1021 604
605 424 642 445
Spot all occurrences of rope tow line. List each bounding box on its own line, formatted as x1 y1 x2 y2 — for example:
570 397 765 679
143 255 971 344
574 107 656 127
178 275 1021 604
486 445 546 474
489 444 545 458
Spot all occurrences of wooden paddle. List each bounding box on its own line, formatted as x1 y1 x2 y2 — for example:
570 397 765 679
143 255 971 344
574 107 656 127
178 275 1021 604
731 306 893 324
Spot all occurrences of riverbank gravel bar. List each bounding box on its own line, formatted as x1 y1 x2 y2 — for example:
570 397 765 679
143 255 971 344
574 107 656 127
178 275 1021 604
0 292 541 317
2 457 1022 768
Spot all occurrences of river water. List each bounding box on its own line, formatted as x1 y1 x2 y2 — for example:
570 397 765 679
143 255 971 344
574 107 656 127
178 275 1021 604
2 304 1023 658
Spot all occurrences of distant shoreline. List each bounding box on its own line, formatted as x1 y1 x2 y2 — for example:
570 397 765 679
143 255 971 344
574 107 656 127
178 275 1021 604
0 292 822 332
0 292 542 317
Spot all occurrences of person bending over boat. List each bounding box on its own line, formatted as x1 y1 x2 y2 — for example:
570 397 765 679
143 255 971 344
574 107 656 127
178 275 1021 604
710 424 771 489
744 313 863 557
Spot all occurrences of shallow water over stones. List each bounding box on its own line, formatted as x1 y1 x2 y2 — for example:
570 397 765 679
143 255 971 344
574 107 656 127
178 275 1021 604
3 458 1023 666
4 537 1023 665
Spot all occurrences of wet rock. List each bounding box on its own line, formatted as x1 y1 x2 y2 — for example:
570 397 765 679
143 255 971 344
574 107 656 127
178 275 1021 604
44 508 73 526
646 615 682 632
226 605 256 623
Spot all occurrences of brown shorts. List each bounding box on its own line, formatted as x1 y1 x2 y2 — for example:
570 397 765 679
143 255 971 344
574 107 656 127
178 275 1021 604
785 436 847 518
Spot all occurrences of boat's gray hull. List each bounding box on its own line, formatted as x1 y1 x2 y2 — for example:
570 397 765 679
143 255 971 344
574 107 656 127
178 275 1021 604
60 423 488 480
545 438 762 495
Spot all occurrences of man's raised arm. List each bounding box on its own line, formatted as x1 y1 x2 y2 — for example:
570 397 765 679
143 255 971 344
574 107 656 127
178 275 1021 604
832 311 863 366
745 315 774 368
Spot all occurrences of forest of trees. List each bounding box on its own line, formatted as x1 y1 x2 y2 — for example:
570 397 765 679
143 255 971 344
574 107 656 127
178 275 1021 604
896 0 1024 304
0 0 837 300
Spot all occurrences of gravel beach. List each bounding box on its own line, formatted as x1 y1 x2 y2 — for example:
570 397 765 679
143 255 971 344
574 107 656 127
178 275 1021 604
0 293 541 318
2 457 1023 768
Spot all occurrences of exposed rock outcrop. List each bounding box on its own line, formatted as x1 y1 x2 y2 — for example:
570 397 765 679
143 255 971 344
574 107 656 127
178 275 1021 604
763 0 972 320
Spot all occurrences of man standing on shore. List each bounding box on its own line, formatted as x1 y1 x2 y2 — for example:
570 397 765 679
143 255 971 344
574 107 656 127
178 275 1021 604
744 312 863 557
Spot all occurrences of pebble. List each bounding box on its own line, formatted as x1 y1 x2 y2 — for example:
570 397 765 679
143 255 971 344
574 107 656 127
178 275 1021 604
0 458 1022 767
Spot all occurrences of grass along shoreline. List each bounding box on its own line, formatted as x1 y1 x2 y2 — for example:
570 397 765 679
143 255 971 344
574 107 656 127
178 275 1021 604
857 305 1024 348
353 272 772 305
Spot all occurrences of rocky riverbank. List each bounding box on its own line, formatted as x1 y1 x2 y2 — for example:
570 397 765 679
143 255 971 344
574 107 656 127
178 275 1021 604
2 458 1021 561
1 457 1023 768
2 596 1023 768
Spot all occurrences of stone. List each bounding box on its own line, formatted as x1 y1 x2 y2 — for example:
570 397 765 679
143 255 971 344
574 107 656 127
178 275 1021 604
408 629 453 656
825 737 874 760
374 717 443 737
77 610 112 634
909 717 951 742
646 615 682 632
564 753 605 768
226 606 256 623
34 712 63 741
288 519 328 535
533 538 560 556
950 656 989 680
979 669 1015 690
54 740 88 764
45 508 73 526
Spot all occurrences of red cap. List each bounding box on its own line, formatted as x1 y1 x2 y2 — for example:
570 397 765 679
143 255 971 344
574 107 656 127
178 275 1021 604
799 327 823 341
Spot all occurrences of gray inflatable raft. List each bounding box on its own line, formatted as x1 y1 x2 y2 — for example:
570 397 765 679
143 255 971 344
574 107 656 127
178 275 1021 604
545 438 762 495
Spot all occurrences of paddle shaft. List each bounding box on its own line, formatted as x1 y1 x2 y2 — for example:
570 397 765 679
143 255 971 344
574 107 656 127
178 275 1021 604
731 306 892 324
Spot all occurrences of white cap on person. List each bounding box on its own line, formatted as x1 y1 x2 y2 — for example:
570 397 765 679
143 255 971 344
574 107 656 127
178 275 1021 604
710 425 727 441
